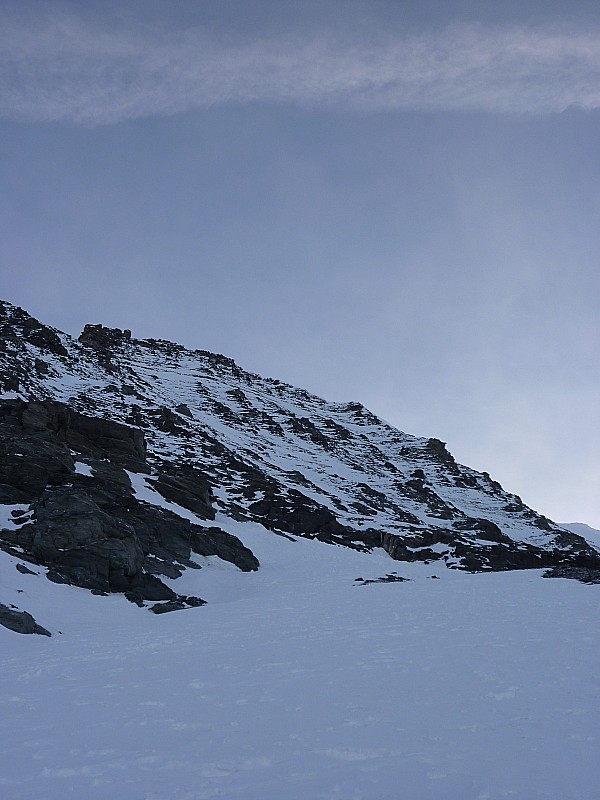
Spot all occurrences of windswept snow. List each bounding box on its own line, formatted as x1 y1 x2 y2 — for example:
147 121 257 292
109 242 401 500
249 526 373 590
1 515 599 800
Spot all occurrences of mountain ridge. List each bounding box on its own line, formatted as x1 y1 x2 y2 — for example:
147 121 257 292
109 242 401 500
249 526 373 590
1 299 599 632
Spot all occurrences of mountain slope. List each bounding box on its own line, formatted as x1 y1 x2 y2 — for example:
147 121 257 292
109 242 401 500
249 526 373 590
1 299 599 630
2 301 600 799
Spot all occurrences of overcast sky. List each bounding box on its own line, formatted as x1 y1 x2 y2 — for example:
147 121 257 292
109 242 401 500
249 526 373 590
1 0 599 527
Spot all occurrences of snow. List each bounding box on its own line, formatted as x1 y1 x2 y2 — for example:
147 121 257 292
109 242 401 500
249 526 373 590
73 462 94 477
1 516 599 800
0 503 32 531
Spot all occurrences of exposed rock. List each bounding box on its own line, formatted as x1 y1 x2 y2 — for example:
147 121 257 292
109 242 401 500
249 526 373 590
0 301 67 358
16 563 37 575
249 489 348 538
31 487 145 593
0 603 51 636
149 596 206 614
148 406 190 436
0 397 259 605
191 526 259 572
543 566 600 584
78 323 131 351
355 573 410 585
154 466 214 520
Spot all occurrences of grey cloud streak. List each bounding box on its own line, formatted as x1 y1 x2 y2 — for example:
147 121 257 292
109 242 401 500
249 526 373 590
2 15 600 123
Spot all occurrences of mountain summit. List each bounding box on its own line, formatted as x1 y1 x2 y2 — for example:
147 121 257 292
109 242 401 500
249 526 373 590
1 299 598 630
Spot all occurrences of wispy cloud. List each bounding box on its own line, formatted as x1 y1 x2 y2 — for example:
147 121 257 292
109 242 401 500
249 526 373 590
2 14 600 124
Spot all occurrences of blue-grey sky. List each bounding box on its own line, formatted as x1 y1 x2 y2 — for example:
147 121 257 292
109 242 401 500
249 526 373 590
1 0 599 526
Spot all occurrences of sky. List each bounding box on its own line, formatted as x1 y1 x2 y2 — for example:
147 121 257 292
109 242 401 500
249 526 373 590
1 0 599 527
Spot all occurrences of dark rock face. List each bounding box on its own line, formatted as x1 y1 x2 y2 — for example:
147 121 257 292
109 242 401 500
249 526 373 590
543 566 600 584
381 526 600 574
0 302 67 359
0 398 259 606
150 596 207 614
0 399 146 477
0 603 51 636
355 573 410 585
78 323 132 351
154 466 214 519
190 526 259 571
31 488 144 593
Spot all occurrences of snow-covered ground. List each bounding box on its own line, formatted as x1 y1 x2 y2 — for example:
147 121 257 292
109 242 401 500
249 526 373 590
1 518 599 800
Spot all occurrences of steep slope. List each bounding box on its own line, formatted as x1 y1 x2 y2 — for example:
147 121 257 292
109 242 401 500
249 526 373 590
1 299 599 629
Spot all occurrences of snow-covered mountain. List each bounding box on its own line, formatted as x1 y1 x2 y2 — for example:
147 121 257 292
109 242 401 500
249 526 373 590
2 300 600 800
1 297 599 632
562 521 600 545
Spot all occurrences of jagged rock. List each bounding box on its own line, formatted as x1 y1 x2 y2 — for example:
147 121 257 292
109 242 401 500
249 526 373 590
131 573 177 601
355 573 409 585
148 406 190 435
0 603 51 636
0 301 67 358
249 489 348 538
149 596 206 614
0 396 259 602
191 525 259 571
154 466 214 519
31 488 145 593
16 563 37 575
78 323 131 351
543 566 600 583
67 410 146 467
452 517 512 544
0 399 146 477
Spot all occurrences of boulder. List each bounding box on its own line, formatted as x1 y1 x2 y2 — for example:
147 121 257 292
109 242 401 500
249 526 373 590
0 603 51 636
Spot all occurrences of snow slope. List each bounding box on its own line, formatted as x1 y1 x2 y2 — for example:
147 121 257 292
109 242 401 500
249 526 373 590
1 516 599 800
563 522 600 547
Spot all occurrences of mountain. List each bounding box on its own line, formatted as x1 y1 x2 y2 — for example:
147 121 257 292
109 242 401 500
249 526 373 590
1 298 599 633
2 300 600 800
562 521 600 544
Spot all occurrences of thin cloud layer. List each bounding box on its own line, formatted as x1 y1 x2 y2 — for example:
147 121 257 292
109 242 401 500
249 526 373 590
2 14 600 123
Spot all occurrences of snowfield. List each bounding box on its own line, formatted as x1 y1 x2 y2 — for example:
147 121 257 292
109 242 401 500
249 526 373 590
1 517 599 800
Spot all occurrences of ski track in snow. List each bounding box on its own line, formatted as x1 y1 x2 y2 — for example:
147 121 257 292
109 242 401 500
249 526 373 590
1 517 599 800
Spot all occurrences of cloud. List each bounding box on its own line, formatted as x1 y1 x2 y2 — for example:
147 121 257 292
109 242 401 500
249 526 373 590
2 13 600 124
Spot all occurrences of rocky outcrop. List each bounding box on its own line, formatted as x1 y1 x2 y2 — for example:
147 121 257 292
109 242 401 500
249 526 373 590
0 603 51 636
0 398 259 607
78 323 132 351
31 488 145 593
381 523 600 573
